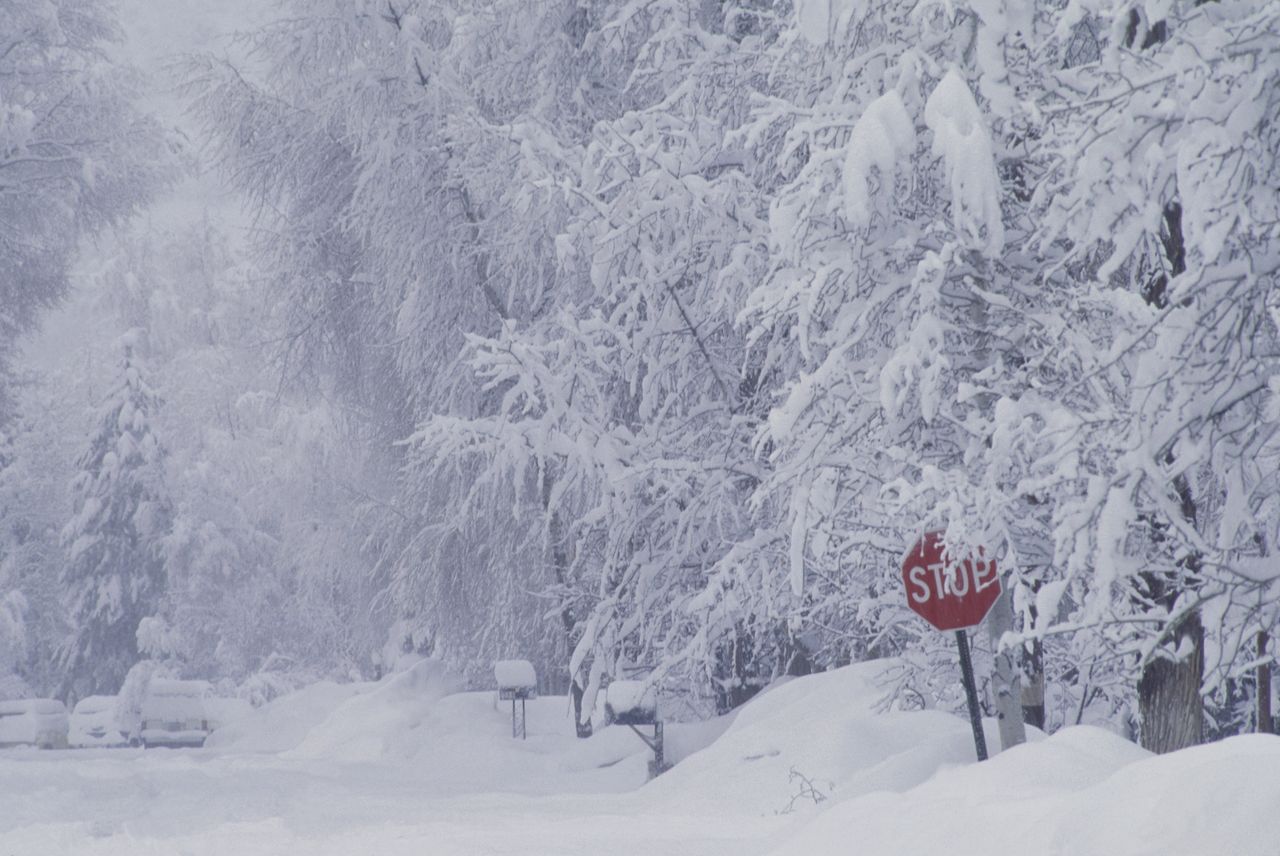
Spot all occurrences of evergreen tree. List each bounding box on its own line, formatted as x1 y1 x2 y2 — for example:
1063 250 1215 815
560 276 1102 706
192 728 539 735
58 334 170 700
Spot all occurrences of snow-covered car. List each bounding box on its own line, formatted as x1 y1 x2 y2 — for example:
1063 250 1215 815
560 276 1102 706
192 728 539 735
139 679 212 748
0 698 69 749
68 695 127 748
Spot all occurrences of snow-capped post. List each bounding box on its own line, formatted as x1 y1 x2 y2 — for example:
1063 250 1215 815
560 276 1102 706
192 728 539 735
902 532 1003 761
494 660 538 740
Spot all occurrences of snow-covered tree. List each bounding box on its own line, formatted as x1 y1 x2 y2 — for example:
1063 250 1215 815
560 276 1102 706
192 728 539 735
1029 0 1280 752
0 378 83 696
184 0 648 695
176 0 1280 745
0 0 170 413
58 335 171 699
404 0 789 724
0 0 169 698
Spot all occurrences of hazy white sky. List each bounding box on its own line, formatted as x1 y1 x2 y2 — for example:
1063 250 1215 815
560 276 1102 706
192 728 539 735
114 0 269 69
21 1 271 375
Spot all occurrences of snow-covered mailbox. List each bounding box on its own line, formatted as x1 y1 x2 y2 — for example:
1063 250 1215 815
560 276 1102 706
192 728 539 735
604 680 665 777
494 659 537 740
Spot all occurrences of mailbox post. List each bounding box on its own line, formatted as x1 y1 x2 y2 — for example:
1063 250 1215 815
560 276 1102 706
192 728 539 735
605 680 665 778
494 660 538 740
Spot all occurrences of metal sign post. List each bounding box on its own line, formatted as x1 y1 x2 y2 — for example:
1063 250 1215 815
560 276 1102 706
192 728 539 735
511 695 527 739
903 530 1006 762
954 629 988 761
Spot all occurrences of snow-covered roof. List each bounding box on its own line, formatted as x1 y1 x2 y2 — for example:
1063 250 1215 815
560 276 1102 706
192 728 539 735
146 679 212 699
72 695 117 715
0 698 67 716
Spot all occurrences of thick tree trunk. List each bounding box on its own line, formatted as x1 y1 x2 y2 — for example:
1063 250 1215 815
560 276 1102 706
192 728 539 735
554 532 592 738
543 473 592 738
1138 610 1204 753
1259 631 1273 735
1133 201 1203 754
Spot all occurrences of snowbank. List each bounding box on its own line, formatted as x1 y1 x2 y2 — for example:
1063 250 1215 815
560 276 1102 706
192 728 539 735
643 660 1007 814
770 728 1280 856
203 680 371 754
285 659 464 763
4 659 1280 855
641 661 1280 855
207 658 733 796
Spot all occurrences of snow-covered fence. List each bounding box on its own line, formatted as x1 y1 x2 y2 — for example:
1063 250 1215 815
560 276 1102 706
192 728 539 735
494 660 537 739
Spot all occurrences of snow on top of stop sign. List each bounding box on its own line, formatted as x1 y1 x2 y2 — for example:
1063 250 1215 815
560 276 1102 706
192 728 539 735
902 530 1002 631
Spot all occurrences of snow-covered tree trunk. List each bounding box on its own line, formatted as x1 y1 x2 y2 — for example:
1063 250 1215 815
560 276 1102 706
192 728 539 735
543 472 591 738
1134 200 1204 754
986 591 1025 749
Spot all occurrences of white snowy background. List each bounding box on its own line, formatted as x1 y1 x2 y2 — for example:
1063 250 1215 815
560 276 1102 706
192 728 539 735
1 0 1278 852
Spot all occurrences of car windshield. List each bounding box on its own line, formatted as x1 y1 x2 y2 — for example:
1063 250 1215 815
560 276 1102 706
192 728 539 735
75 698 112 714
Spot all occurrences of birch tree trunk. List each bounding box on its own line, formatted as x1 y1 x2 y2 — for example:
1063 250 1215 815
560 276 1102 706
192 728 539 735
986 590 1026 750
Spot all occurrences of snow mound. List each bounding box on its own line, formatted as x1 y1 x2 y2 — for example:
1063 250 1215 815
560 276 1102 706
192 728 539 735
207 658 734 795
193 656 1280 856
323 684 731 794
285 659 464 763
771 729 1280 856
642 660 1009 814
204 681 371 754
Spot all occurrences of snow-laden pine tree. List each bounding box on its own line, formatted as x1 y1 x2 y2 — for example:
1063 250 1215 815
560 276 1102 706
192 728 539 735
0 384 79 697
59 334 171 699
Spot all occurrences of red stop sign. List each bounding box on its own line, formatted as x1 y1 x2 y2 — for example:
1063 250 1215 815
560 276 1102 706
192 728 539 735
902 531 1001 631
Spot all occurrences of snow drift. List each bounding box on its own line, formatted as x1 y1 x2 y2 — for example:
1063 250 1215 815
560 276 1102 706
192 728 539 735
4 660 1280 855
770 728 1280 856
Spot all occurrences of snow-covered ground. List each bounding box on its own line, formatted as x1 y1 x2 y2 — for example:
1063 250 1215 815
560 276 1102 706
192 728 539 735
4 661 1279 855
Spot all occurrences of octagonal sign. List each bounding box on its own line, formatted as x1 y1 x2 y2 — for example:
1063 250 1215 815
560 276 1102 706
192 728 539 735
902 531 1001 631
